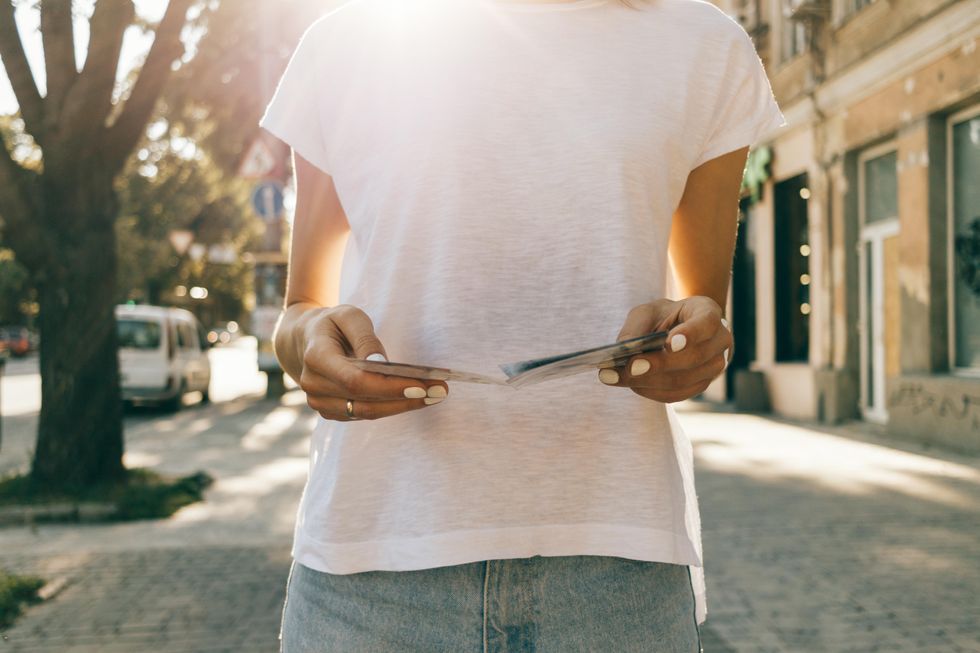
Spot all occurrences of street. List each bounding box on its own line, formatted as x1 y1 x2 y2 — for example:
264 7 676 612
0 348 978 652
0 337 276 478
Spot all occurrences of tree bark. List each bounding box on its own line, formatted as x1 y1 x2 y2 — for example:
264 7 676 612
1 0 196 494
31 177 125 492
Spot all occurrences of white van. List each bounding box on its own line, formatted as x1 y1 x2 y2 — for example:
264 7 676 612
116 304 212 410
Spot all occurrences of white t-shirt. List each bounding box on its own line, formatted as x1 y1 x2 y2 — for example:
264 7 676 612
260 0 785 625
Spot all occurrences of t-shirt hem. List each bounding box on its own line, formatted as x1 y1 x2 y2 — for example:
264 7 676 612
293 522 701 571
258 113 333 175
690 107 787 170
292 522 706 623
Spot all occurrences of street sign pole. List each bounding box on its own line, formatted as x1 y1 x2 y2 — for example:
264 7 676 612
242 13 296 399
0 352 6 452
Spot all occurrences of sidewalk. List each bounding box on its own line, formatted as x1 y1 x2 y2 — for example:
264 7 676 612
679 402 980 652
0 390 315 653
1 395 978 652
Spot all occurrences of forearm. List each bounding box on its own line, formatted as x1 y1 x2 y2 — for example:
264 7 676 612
274 152 351 384
667 148 747 313
668 222 735 313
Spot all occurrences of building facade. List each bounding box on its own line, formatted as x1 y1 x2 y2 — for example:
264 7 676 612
705 0 980 453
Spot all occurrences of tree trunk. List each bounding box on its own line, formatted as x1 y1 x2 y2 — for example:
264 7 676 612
31 181 125 492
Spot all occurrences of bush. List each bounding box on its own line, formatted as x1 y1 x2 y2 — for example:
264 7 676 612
114 469 213 520
0 570 43 629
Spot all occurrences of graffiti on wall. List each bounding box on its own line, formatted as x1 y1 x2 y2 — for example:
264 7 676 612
889 382 980 431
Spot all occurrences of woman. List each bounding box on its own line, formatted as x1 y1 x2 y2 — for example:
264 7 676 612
260 0 785 650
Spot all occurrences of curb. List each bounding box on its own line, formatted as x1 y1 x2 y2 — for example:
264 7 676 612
0 502 118 527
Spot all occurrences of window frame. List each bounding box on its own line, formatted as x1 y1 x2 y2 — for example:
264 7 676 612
946 102 980 377
779 2 808 64
177 320 198 352
857 139 899 423
832 0 877 27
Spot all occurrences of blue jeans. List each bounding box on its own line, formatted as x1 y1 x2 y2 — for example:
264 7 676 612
279 555 702 652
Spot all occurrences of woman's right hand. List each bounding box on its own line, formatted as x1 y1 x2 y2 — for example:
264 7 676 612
298 304 448 421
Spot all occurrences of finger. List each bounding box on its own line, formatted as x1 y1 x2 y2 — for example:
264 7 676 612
599 360 711 404
307 394 445 421
302 305 449 400
328 305 388 360
300 363 450 402
660 320 732 370
664 302 726 355
303 346 451 400
633 379 713 404
597 364 628 387
625 353 726 391
602 323 729 387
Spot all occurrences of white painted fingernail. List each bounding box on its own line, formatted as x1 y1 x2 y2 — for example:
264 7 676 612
630 359 651 376
404 387 427 399
670 334 687 352
424 396 445 405
366 353 387 362
720 318 730 332
598 368 620 385
723 348 730 367
427 385 447 398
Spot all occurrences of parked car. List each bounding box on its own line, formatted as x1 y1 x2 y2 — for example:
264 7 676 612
0 326 32 357
116 304 212 410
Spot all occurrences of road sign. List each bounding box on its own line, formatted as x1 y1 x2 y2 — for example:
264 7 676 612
251 182 285 221
238 137 278 180
168 229 193 255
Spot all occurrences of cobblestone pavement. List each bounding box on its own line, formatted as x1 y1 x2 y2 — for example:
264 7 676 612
1 390 978 652
0 547 291 653
1 383 314 653
681 405 980 653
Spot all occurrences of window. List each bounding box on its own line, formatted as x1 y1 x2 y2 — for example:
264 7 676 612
863 151 898 224
774 173 810 362
117 320 161 350
857 144 899 421
175 321 186 349
834 0 875 25
781 5 807 62
949 106 980 371
850 0 874 13
178 322 198 351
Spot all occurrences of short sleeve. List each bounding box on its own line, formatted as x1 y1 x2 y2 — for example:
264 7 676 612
259 22 332 174
690 24 787 169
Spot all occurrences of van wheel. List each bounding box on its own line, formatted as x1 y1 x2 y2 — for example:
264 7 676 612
200 386 210 404
163 382 183 412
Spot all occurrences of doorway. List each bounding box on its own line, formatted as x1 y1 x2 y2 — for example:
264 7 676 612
727 197 757 400
857 144 899 423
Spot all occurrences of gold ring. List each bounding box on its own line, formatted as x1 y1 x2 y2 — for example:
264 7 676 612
345 399 357 420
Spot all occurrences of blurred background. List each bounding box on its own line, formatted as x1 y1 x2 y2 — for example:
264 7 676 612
0 0 977 651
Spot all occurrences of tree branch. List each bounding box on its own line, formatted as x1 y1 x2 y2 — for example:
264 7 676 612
41 0 78 120
60 0 133 149
104 0 194 173
0 0 45 143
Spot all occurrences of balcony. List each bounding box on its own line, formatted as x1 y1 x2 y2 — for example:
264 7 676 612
785 0 831 20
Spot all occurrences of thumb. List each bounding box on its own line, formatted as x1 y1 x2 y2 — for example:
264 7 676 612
617 299 679 342
328 305 388 361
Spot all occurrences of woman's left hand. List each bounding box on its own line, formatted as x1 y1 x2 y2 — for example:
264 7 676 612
600 296 733 403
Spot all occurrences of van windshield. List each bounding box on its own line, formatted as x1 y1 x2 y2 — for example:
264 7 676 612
117 319 162 350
